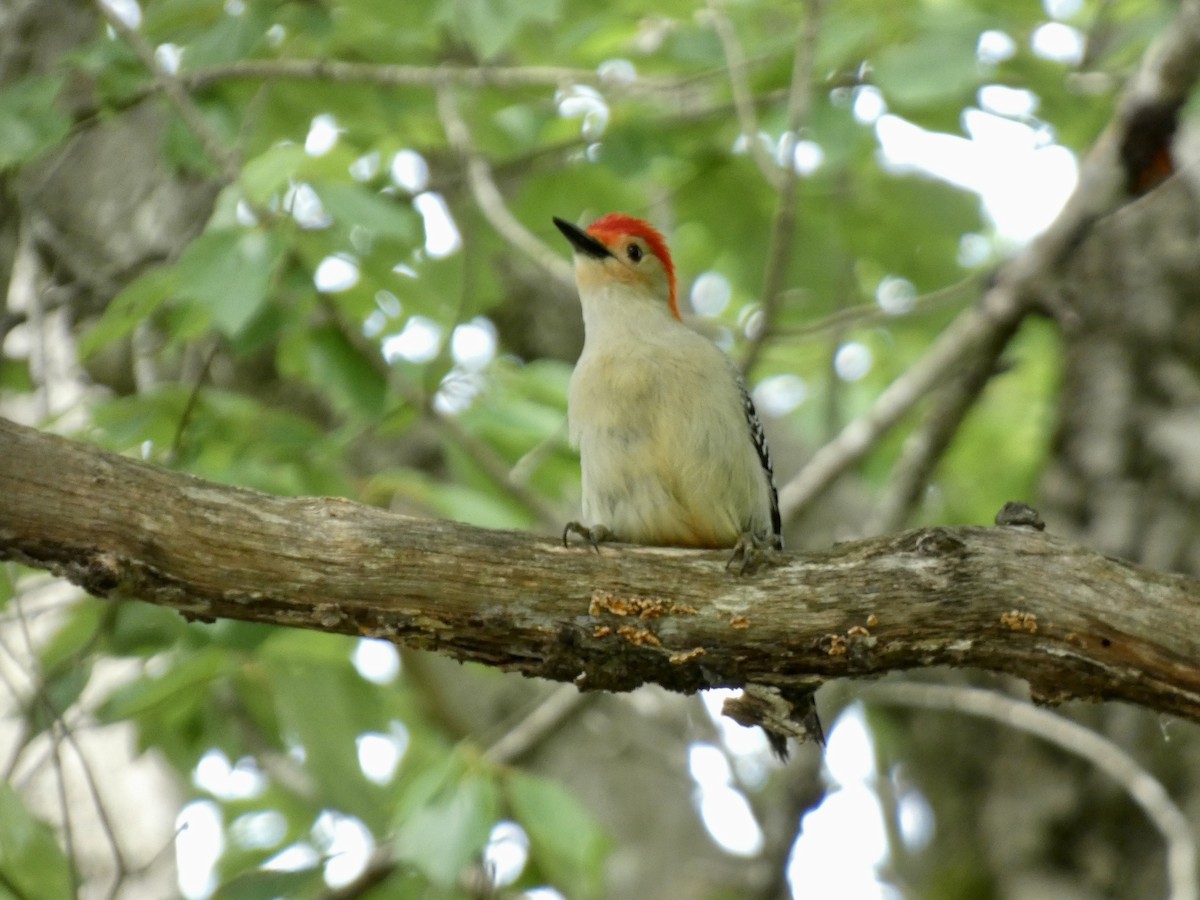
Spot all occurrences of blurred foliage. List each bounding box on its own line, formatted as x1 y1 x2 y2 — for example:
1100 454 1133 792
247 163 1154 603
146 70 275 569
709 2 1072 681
0 0 1169 896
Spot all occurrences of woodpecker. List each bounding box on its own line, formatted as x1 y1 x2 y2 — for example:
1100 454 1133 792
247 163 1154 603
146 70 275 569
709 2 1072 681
553 213 782 567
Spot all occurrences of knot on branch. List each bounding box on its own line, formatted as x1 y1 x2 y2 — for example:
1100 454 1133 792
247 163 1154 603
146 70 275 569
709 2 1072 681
911 528 968 557
722 684 824 759
70 551 123 596
995 501 1046 530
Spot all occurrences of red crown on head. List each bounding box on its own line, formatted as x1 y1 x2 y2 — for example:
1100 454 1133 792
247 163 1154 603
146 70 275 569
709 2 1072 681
586 213 679 320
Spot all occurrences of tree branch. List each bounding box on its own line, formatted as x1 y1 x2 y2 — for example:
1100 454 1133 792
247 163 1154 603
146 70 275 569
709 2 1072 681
3 418 1200 727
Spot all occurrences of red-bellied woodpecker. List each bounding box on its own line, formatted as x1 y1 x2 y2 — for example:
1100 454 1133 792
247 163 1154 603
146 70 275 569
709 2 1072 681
553 213 782 569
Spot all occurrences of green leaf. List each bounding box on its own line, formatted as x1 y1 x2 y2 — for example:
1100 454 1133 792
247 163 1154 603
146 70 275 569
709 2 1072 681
65 34 146 106
377 467 533 529
932 318 1057 523
0 566 14 612
40 600 105 674
0 783 74 899
140 0 223 41
394 761 498 888
242 143 311 205
258 628 361 668
873 12 988 113
841 169 981 289
0 357 34 393
437 0 562 60
316 182 420 243
176 228 286 338
327 0 443 58
163 112 223 177
182 5 271 68
815 8 879 71
96 646 228 723
212 866 324 900
106 602 190 657
0 73 71 170
94 645 248 769
78 265 178 359
266 644 385 826
27 664 91 735
89 388 192 454
277 324 387 420
506 771 609 897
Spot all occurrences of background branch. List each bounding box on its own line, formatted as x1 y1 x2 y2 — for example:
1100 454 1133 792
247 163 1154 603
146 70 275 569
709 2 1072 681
740 0 822 377
778 288 1028 521
179 59 695 96
777 0 1200 524
706 1 782 190
865 682 1198 900
864 314 1021 534
436 84 575 290
775 276 977 341
94 0 241 185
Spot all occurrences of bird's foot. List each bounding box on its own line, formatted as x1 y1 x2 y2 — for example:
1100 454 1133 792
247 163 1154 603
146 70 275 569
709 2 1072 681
562 522 614 552
726 531 778 575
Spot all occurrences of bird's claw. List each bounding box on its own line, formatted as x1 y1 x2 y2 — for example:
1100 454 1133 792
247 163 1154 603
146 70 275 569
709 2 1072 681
726 532 776 575
562 522 614 552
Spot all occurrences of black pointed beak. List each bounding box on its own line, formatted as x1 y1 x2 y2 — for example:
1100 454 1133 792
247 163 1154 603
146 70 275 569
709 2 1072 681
553 216 612 260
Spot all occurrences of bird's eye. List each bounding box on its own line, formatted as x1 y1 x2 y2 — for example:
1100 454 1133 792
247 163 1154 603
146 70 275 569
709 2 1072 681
626 243 644 263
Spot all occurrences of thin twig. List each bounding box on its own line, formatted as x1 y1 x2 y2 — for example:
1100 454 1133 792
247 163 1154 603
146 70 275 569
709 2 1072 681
482 683 596 765
774 275 978 340
741 0 822 377
1078 0 1120 71
0 575 33 783
54 720 132 894
93 0 241 185
8 596 131 890
865 682 1198 900
435 82 574 290
49 722 80 898
706 1 782 189
166 340 219 464
180 58 687 95
83 59 738 131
